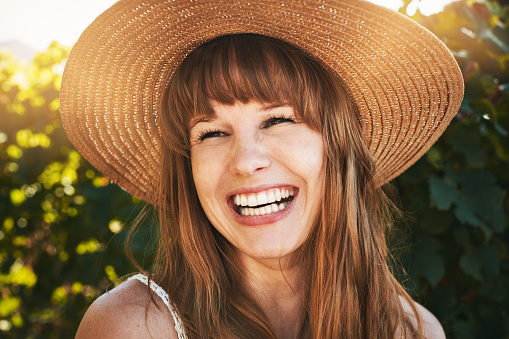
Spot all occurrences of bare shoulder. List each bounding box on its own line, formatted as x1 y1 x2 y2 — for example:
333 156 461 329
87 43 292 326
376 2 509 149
398 296 446 339
75 278 178 339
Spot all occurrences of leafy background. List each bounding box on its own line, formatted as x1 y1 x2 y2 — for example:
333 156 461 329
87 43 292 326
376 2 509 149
0 0 508 338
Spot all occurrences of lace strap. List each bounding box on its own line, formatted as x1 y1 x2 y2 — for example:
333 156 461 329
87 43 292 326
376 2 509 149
128 273 187 339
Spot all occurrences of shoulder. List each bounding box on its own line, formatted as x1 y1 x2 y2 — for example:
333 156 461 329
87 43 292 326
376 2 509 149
398 296 446 339
75 277 179 339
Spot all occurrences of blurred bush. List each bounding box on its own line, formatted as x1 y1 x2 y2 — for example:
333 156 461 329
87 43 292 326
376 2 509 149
0 1 508 338
395 1 509 338
0 43 154 338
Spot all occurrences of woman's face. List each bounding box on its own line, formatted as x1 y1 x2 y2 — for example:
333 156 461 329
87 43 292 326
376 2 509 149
190 100 324 261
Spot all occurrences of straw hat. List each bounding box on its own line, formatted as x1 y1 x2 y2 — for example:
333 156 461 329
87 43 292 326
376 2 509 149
60 0 464 204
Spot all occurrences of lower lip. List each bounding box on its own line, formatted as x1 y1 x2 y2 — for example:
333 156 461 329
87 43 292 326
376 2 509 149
228 193 297 227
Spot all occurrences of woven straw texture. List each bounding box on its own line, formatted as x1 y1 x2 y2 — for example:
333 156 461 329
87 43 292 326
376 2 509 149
60 0 464 204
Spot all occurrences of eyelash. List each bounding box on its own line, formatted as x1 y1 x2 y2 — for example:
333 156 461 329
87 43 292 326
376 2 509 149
196 114 296 141
264 114 296 127
197 129 225 141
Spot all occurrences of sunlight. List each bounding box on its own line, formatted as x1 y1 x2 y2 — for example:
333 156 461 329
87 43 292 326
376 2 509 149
366 0 458 15
1 0 459 51
0 0 117 51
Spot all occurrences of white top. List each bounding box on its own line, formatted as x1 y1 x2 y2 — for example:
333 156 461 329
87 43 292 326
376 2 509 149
128 273 187 339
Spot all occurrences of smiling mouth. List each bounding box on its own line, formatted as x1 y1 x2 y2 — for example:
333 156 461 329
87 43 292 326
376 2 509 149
232 187 295 216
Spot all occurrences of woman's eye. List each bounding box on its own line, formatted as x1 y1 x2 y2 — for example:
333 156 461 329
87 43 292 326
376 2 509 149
198 130 226 141
264 116 295 128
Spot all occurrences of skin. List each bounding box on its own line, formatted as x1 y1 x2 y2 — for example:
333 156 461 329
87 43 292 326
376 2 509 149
189 101 325 262
74 280 445 338
189 100 325 338
74 278 178 339
74 101 446 338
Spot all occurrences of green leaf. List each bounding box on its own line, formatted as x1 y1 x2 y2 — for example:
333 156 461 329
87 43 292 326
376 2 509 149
444 123 485 167
454 199 489 236
459 244 500 280
459 171 505 233
426 146 445 170
0 297 21 317
8 261 37 287
428 176 457 210
409 237 445 286
431 170 505 237
460 250 483 280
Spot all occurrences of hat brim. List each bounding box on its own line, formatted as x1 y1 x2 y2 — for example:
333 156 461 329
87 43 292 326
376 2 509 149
60 0 464 204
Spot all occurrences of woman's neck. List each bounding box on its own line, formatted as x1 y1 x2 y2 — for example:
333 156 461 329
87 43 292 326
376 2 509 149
238 253 308 339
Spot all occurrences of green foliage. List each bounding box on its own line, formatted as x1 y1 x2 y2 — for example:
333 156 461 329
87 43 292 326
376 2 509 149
0 43 154 338
394 1 509 337
0 1 508 338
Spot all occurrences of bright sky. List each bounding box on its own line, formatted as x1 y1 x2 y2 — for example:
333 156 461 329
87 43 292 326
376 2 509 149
1 0 456 51
0 0 117 50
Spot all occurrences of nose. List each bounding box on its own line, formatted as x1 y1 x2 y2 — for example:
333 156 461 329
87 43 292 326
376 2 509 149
229 135 271 176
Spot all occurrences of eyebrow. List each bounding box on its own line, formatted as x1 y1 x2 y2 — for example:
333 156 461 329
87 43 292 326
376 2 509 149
260 103 291 111
189 114 217 129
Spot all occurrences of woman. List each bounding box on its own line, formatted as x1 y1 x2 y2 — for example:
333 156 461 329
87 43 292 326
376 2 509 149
60 0 464 338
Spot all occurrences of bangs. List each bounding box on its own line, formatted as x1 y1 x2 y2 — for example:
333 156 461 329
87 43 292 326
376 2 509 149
167 34 337 131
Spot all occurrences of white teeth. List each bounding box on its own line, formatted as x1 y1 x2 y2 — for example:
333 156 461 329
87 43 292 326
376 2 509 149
233 188 295 214
275 189 281 201
267 191 275 203
238 201 291 216
248 195 257 207
240 194 248 206
256 191 268 205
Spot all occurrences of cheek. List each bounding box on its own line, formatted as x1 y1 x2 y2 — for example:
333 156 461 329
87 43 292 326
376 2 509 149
190 152 203 192
287 132 325 208
280 130 324 180
190 146 228 209
191 150 213 200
